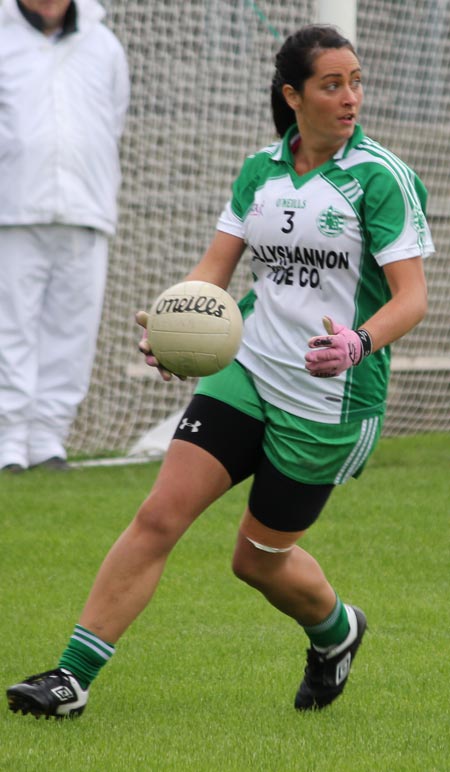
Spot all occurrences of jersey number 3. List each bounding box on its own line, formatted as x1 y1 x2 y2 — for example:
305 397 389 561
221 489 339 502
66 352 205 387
281 210 295 234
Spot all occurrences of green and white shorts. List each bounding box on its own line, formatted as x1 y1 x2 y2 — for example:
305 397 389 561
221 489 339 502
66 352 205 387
172 360 383 531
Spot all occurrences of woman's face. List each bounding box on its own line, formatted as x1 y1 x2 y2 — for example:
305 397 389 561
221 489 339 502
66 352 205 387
288 47 363 149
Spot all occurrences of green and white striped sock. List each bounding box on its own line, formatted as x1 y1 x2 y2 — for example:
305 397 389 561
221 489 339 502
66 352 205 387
302 595 350 650
58 624 115 689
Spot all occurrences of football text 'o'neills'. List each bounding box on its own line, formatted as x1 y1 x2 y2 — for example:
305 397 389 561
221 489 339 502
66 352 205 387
155 294 226 318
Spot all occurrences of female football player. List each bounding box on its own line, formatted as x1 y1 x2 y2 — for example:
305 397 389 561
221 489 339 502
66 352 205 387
7 24 432 718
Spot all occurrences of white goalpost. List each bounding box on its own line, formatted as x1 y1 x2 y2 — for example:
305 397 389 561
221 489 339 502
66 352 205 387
68 0 450 461
318 0 357 42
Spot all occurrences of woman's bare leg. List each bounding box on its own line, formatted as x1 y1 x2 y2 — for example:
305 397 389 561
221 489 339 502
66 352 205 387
232 509 336 624
79 440 231 642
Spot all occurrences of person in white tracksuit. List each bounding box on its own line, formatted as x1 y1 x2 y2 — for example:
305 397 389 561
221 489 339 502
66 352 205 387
0 0 129 472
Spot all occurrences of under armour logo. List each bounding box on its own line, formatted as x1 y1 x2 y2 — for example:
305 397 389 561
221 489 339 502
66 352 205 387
51 685 75 702
179 418 202 433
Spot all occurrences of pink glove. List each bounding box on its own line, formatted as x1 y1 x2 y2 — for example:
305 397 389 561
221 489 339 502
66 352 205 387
305 316 372 378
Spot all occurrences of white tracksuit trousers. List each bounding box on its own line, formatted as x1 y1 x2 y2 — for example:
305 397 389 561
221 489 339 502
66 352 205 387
0 225 108 468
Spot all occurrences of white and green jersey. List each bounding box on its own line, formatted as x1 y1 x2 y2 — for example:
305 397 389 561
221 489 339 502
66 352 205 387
217 124 434 424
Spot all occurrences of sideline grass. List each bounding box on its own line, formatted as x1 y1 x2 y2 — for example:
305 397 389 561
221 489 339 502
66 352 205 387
1 434 449 771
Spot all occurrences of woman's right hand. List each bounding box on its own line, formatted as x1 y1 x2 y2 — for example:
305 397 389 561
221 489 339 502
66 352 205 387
135 310 183 382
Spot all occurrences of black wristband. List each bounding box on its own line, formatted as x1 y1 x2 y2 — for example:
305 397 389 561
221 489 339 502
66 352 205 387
355 328 373 360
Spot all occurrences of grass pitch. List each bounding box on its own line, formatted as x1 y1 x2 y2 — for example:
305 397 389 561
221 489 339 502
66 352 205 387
1 433 449 771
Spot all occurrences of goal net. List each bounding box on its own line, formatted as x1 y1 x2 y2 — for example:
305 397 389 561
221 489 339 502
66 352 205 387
68 0 450 458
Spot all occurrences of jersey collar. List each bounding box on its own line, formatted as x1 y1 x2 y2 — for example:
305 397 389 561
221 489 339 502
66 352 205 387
274 123 365 165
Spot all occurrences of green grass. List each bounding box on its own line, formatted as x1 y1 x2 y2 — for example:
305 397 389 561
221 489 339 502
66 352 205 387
1 434 449 771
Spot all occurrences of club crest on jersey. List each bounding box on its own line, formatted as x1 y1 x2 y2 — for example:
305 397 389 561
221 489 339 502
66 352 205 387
317 206 345 237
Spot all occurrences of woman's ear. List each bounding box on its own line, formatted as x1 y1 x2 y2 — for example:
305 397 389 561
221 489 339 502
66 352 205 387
281 84 301 112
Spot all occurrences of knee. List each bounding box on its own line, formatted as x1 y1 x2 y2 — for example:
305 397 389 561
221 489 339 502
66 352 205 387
133 491 183 551
231 541 267 589
232 557 258 588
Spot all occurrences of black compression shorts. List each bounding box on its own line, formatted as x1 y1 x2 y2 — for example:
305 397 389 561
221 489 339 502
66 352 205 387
172 394 333 532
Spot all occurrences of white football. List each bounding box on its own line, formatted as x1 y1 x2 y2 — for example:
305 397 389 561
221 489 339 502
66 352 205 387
146 280 243 377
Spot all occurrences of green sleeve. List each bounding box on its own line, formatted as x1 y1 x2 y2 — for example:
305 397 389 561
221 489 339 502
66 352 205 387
414 174 429 214
230 154 264 221
361 166 407 255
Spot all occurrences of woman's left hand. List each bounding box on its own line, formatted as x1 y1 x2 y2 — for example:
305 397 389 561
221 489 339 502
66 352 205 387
305 316 364 377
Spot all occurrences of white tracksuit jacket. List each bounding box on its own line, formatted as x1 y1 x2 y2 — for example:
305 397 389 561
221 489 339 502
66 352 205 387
0 0 129 234
0 0 130 468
